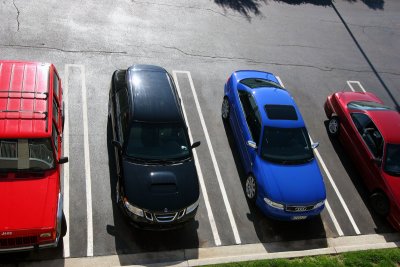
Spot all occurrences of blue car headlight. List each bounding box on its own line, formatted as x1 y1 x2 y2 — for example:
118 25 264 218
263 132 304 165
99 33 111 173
314 200 325 209
264 197 284 210
123 198 144 217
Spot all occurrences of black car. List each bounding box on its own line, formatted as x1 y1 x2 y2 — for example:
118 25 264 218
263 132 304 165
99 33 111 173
108 65 201 229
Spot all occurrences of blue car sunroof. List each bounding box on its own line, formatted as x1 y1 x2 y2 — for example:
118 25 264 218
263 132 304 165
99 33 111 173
265 105 298 120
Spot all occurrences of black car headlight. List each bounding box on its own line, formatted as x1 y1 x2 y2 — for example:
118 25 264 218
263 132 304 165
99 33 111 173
123 198 144 217
186 199 199 214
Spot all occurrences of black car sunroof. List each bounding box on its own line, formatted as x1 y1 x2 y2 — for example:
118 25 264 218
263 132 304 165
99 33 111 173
265 105 298 120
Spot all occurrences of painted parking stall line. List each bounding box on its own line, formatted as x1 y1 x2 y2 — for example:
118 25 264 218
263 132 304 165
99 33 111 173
172 71 221 246
63 65 71 258
65 64 94 257
174 71 242 245
276 76 358 236
347 81 366 92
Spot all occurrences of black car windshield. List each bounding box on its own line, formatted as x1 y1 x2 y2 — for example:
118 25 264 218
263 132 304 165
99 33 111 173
347 101 393 111
384 144 400 176
261 126 314 164
0 138 55 172
125 122 190 160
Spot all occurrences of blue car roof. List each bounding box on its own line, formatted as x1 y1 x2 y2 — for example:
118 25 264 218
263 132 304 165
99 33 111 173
233 70 306 128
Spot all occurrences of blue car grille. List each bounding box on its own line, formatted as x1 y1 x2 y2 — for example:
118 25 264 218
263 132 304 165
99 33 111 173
285 205 315 212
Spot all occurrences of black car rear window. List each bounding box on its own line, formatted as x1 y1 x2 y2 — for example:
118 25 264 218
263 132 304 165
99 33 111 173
265 105 298 120
240 78 282 89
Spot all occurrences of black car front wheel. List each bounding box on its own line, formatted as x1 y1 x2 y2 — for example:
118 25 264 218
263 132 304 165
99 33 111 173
245 175 257 203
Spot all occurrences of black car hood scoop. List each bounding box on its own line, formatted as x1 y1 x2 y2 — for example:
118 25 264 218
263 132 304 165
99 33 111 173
122 160 199 211
150 171 177 193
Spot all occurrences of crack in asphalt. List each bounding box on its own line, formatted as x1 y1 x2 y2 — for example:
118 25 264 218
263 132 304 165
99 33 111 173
161 45 400 76
12 0 20 31
130 0 242 21
0 43 127 54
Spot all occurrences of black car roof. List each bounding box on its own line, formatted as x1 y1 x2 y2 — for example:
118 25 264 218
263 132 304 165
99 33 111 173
126 65 182 123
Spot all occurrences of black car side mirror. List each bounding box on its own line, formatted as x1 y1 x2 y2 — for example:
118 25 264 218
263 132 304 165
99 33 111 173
59 157 69 164
112 140 122 151
191 141 201 149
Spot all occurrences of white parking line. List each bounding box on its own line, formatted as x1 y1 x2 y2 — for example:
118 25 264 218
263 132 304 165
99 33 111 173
325 201 344 237
172 71 221 246
174 71 241 245
276 76 355 236
65 64 94 256
63 65 70 258
347 81 366 92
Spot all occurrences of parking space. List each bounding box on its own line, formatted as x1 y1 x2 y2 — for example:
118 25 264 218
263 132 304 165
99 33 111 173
0 0 399 264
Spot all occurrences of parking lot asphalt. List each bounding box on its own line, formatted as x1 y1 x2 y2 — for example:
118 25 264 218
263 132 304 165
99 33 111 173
0 0 399 265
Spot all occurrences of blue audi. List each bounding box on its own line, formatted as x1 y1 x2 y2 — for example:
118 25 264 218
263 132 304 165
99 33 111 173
222 70 326 220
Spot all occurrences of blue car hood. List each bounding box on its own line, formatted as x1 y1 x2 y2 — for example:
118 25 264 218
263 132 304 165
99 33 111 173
259 158 326 205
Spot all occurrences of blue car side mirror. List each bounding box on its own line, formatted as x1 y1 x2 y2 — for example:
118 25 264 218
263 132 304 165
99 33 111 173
247 140 257 149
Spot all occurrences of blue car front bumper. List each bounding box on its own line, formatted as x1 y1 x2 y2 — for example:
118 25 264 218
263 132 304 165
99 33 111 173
256 197 325 221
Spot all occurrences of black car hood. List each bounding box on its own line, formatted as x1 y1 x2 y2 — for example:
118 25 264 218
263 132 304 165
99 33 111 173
122 159 200 211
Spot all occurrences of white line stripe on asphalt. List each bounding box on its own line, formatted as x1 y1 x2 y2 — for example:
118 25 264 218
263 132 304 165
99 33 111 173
276 76 348 236
174 70 241 244
67 64 94 256
325 200 344 236
80 65 94 256
63 65 71 258
172 71 221 246
311 138 361 235
347 81 366 92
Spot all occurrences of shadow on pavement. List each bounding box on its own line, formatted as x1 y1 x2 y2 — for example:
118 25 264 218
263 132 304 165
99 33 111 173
214 0 384 20
0 241 65 266
323 121 394 234
106 116 199 266
222 118 328 250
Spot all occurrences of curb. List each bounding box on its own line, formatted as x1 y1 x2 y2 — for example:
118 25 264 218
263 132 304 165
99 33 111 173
3 233 400 267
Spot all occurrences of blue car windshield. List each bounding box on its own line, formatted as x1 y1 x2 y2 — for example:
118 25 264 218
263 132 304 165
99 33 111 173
384 144 400 176
125 122 190 160
261 126 314 164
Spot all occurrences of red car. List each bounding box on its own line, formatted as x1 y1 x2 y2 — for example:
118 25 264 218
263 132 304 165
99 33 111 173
324 91 400 230
0 61 68 252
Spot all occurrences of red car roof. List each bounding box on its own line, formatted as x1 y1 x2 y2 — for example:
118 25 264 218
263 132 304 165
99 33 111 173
0 61 54 138
337 91 400 144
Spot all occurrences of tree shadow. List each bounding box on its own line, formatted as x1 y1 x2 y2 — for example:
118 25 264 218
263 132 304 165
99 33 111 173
214 0 267 20
222 118 327 249
213 0 384 21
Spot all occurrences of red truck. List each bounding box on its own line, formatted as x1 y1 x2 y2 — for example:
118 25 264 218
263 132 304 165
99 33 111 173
0 61 68 252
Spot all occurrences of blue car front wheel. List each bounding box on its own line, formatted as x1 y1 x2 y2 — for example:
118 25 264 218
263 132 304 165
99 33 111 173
221 97 230 121
245 175 257 203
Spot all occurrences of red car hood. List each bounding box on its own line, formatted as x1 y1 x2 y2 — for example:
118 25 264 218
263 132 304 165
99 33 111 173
0 171 58 232
335 91 383 105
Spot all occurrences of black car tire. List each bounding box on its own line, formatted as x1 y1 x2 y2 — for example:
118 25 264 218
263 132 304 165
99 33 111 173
221 97 230 121
328 116 340 137
61 212 67 237
370 192 390 217
245 175 257 203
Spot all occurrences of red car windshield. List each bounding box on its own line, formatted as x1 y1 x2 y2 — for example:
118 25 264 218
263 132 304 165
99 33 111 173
384 144 400 176
0 138 55 172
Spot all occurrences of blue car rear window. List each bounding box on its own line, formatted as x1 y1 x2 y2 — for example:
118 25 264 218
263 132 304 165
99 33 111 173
240 78 281 89
265 105 298 120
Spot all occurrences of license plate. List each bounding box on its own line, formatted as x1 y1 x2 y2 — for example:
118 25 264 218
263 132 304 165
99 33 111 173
292 216 307 220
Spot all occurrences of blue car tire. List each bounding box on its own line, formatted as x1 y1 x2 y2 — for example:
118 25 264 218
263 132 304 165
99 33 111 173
245 174 257 203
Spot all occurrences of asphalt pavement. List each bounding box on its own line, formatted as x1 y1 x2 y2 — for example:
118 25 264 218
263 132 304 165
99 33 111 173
0 0 399 265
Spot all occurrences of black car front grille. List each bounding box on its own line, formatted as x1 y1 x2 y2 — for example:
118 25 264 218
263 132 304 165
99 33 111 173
285 205 315 212
154 212 177 223
0 236 37 249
